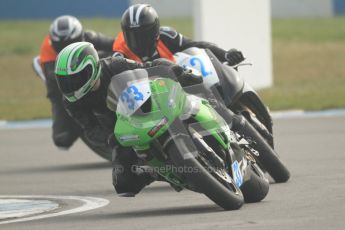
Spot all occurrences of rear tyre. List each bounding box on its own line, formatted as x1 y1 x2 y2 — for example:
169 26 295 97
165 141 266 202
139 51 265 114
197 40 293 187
166 135 244 210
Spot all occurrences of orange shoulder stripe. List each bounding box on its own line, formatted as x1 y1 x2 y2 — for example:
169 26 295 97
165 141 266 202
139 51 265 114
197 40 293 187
39 35 57 65
156 40 175 63
113 32 142 63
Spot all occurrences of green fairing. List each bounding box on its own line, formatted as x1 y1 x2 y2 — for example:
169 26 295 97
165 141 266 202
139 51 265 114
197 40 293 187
193 101 230 150
114 77 232 186
114 78 186 150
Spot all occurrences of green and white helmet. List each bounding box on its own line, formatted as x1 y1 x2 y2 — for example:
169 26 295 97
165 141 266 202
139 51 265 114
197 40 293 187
55 42 101 102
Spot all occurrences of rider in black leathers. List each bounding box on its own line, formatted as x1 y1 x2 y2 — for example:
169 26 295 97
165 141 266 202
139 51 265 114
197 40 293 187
38 15 114 149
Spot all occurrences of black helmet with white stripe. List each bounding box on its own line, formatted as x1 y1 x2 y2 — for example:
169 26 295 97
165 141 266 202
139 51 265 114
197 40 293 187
49 15 83 53
121 4 160 58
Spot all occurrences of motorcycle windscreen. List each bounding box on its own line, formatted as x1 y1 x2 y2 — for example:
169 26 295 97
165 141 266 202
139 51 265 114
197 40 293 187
107 69 152 117
174 47 218 89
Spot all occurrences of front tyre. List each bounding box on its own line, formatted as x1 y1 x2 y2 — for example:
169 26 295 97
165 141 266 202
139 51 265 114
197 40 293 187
166 135 244 210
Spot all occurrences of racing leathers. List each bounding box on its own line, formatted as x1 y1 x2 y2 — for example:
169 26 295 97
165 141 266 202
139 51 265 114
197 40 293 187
39 30 114 148
63 57 152 196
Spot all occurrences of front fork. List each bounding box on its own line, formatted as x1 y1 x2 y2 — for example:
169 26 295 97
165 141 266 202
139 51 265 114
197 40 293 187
184 95 250 188
240 108 274 148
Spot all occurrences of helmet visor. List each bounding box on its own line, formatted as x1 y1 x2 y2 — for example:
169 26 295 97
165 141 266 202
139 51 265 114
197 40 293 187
124 24 159 58
56 64 93 95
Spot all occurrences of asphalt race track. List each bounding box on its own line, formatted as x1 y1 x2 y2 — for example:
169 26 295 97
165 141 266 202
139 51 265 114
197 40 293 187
1 116 345 229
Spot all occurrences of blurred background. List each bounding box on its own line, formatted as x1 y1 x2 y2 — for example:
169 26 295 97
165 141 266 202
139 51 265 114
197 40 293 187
0 0 344 120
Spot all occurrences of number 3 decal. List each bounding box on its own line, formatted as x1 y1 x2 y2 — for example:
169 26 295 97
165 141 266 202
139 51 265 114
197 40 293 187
120 85 144 110
127 85 144 101
120 91 134 110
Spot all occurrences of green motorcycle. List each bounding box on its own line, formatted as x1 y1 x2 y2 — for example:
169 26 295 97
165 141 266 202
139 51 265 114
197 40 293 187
107 66 269 210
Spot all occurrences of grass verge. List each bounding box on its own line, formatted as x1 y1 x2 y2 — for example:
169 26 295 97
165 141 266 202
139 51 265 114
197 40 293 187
259 17 345 110
0 17 344 120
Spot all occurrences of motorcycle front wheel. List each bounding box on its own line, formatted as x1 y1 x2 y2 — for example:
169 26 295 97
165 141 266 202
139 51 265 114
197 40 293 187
165 134 244 210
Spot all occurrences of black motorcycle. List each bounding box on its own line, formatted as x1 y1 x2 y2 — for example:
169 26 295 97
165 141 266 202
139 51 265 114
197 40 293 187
174 48 290 183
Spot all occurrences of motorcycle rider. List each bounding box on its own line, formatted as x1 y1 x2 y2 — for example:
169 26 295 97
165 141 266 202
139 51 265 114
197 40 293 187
113 4 245 65
54 42 203 196
38 15 114 149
